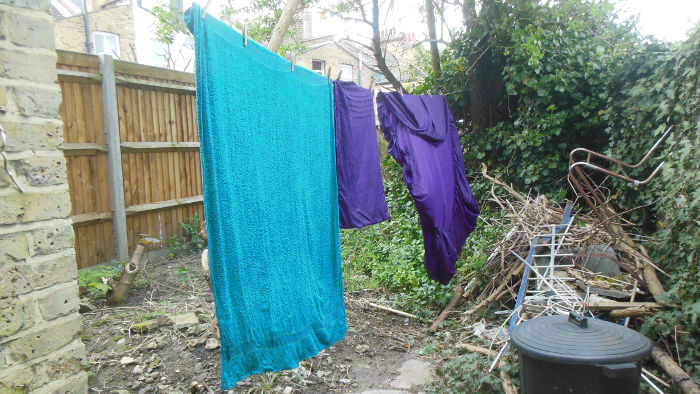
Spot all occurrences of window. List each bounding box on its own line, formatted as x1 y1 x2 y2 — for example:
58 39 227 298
312 60 326 75
93 31 120 58
340 64 353 81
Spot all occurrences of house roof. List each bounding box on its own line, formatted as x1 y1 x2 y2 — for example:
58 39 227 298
300 36 401 73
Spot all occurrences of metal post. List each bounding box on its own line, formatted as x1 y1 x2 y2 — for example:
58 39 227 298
358 51 363 87
99 54 129 261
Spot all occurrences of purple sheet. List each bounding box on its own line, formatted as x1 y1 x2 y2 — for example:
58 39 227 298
377 92 480 284
334 81 390 228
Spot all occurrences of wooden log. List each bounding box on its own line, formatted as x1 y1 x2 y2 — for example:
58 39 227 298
651 345 700 394
107 243 145 305
608 306 657 318
367 302 419 320
430 284 464 332
464 264 522 316
587 300 664 311
456 343 496 357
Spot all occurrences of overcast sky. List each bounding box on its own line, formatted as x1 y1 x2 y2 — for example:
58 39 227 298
187 0 700 43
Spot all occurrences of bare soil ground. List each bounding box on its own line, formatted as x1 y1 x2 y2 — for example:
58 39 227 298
81 252 437 393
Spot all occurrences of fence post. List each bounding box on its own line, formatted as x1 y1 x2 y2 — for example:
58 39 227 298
99 54 129 262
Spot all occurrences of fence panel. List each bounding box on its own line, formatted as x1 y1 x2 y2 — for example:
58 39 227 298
57 50 203 268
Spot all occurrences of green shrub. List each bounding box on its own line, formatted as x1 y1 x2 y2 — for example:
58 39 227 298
77 264 123 299
168 212 206 258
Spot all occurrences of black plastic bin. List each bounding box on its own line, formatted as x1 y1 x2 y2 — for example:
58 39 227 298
511 312 652 394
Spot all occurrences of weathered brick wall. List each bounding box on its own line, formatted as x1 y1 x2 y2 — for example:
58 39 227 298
54 5 136 62
297 42 376 88
53 13 86 53
0 0 87 392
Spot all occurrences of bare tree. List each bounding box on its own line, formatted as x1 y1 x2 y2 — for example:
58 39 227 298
462 0 477 32
425 0 441 74
268 0 304 52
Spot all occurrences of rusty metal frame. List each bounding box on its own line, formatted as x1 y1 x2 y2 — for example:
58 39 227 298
568 125 674 225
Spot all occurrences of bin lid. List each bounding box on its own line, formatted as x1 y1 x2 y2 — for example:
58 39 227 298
511 312 652 364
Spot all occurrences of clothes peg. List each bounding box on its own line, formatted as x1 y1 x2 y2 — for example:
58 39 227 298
337 70 343 80
201 0 212 19
327 66 332 83
243 22 248 46
369 78 375 91
290 52 296 72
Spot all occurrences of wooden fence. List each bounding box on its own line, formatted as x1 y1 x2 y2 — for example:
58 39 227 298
57 50 204 268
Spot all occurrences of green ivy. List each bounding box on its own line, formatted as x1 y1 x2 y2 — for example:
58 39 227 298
605 26 700 382
341 156 503 317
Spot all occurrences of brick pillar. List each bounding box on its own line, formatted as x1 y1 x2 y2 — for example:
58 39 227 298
0 0 87 392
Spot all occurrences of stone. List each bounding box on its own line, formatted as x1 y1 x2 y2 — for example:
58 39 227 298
583 244 620 276
0 0 50 11
131 319 159 333
133 364 145 375
282 387 292 394
0 341 84 391
0 190 71 225
360 391 407 394
0 254 78 298
148 357 161 369
389 359 434 389
355 344 370 354
79 301 96 313
168 312 199 329
36 283 80 320
0 119 63 152
0 48 57 83
30 371 87 394
14 156 67 187
33 340 85 390
13 85 62 118
0 297 35 337
205 338 219 350
0 232 30 261
5 315 81 362
7 11 54 49
120 356 136 365
0 9 6 40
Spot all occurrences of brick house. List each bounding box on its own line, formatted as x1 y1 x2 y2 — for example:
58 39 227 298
295 8 419 89
52 0 194 71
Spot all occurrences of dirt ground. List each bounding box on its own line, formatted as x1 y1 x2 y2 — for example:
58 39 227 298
81 252 439 393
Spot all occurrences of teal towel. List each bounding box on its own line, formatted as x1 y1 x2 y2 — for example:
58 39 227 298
185 4 346 388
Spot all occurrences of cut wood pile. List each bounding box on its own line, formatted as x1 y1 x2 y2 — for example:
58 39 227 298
433 165 698 394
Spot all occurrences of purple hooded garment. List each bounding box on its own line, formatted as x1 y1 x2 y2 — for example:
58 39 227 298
377 92 480 284
334 81 390 228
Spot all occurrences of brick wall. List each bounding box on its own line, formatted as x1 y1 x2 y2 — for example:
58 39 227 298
0 0 87 392
297 42 376 88
54 5 136 62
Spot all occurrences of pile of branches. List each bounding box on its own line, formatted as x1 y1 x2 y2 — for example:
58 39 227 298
459 171 613 318
429 164 699 393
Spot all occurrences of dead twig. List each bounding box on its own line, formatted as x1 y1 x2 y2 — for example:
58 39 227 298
430 284 464 332
651 344 700 394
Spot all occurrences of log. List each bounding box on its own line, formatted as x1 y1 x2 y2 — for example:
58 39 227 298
608 306 657 318
500 368 518 394
464 264 522 316
456 343 496 357
651 345 700 394
107 244 146 305
367 302 419 320
430 285 464 332
587 299 664 311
